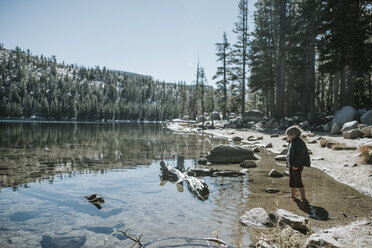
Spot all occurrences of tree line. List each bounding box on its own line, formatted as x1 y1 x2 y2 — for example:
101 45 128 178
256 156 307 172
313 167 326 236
0 45 215 121
213 0 371 120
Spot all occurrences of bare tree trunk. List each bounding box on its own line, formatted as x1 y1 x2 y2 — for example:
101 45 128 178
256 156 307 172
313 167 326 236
276 0 286 118
320 72 325 111
332 72 340 113
339 66 346 107
347 66 355 107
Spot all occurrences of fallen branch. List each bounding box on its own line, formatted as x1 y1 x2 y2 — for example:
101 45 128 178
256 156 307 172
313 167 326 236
204 237 228 247
160 161 209 201
104 228 143 247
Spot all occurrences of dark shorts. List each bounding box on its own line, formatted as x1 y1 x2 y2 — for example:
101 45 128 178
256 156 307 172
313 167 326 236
289 167 304 188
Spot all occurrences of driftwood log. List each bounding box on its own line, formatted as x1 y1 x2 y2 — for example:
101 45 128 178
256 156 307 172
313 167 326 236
160 161 209 201
186 168 246 177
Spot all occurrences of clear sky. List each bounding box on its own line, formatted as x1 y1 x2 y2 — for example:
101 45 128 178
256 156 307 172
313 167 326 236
0 0 256 85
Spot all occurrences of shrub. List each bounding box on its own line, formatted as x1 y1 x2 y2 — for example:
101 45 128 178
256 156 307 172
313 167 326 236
359 145 372 164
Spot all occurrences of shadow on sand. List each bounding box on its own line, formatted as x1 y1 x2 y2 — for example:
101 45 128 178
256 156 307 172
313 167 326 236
294 198 329 221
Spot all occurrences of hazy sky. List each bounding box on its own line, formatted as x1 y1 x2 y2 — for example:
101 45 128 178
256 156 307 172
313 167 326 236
0 0 256 85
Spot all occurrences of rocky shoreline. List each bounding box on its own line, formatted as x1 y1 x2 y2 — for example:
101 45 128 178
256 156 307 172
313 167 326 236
166 119 372 247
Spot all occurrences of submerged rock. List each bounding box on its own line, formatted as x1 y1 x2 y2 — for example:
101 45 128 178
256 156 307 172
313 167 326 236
205 145 257 164
240 207 271 227
41 234 86 248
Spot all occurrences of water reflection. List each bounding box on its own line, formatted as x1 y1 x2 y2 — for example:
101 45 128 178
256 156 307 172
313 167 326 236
0 122 226 190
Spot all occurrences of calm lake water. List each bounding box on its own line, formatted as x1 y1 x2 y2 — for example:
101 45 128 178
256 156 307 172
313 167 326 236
1 122 371 248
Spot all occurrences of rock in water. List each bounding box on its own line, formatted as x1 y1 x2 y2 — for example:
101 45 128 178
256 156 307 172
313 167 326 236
205 145 257 164
41 234 86 248
269 209 309 233
240 208 271 227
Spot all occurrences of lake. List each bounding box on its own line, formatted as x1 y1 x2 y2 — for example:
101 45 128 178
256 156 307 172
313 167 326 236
1 122 371 248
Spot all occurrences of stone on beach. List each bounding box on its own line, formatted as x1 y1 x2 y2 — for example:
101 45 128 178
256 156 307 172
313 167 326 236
269 169 284 178
205 145 257 164
269 209 309 233
240 160 257 168
240 207 271 227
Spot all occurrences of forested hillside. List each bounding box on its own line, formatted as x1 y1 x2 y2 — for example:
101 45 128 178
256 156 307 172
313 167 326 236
0 45 213 121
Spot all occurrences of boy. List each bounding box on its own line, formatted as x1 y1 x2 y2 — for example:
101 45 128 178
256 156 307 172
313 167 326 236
286 125 310 202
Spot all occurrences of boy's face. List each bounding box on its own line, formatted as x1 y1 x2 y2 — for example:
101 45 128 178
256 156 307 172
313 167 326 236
287 134 294 141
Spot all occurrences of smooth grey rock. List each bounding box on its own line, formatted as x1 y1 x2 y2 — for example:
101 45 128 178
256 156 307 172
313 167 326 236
205 145 257 164
242 110 264 123
331 106 358 127
331 122 342 134
269 209 309 233
341 121 359 133
269 169 284 178
240 160 257 168
240 207 271 227
305 233 341 248
343 129 363 139
275 155 287 161
360 125 372 137
41 234 86 248
360 109 372 125
323 122 332 132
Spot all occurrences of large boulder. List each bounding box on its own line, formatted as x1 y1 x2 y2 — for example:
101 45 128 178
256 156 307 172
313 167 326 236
341 121 359 133
211 112 221 120
205 145 257 164
331 122 342 134
360 125 372 137
242 110 264 123
331 106 358 127
240 207 271 227
343 129 363 139
305 233 341 248
360 110 372 125
269 209 309 233
41 234 86 248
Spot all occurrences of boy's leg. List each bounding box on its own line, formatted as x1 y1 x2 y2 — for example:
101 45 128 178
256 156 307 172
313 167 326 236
299 187 306 201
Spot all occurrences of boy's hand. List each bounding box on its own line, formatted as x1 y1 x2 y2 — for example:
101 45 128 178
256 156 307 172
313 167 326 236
292 167 298 170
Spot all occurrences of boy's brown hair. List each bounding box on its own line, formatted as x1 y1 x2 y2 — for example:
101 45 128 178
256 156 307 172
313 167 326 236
286 125 302 138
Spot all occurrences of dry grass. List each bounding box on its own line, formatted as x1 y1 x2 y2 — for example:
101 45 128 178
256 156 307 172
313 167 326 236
359 145 372 164
332 144 357 150
253 225 310 248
